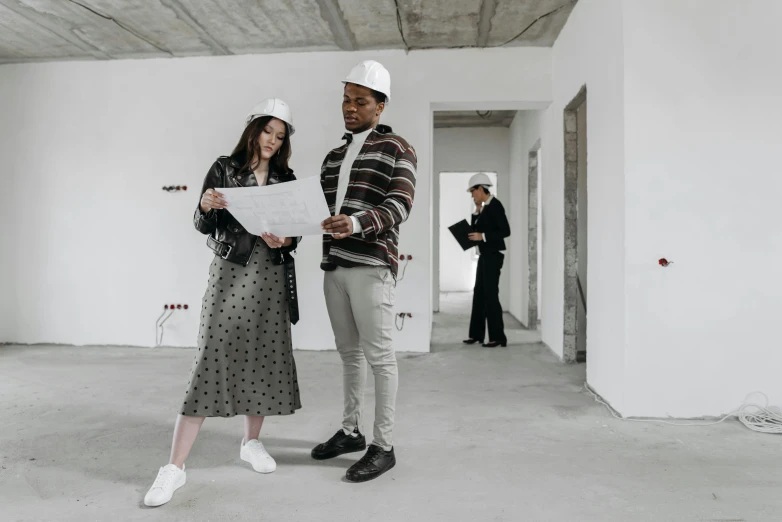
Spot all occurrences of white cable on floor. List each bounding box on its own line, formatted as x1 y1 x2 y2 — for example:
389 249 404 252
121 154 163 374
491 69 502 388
737 394 782 434
585 384 782 434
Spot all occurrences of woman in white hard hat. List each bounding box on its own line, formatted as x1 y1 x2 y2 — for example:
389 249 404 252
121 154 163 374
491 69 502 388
143 98 302 507
464 173 511 348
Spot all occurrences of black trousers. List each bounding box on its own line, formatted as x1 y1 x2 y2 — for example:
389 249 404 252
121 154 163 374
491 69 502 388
469 252 506 343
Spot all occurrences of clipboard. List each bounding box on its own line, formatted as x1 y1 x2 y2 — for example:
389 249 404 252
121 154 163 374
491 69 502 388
448 219 478 251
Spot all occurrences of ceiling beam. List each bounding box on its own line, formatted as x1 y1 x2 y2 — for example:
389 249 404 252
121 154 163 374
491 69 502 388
160 0 229 56
0 0 110 59
315 0 357 51
476 0 498 47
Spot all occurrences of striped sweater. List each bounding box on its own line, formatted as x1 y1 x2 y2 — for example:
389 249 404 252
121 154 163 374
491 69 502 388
320 124 417 278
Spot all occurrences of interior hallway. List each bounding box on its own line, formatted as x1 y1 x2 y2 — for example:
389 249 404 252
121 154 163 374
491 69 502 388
2 332 780 521
432 291 540 349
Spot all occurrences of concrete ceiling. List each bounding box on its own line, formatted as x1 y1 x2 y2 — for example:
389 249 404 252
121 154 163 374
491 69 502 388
434 110 516 128
0 0 577 64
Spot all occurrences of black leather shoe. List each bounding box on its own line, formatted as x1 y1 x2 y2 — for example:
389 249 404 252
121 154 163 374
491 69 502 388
482 340 507 348
462 338 480 345
346 445 396 483
311 429 367 460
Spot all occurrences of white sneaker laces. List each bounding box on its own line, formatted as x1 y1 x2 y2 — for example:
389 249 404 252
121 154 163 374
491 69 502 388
152 466 179 490
247 441 271 458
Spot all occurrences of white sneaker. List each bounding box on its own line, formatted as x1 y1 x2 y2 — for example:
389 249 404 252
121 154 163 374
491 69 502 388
144 464 186 507
240 439 276 473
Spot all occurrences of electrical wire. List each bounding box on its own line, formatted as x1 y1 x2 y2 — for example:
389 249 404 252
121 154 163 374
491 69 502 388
154 309 168 347
392 0 410 52
156 310 174 347
390 0 577 51
395 313 406 331
586 384 782 433
498 0 578 47
65 0 172 55
476 110 493 120
397 258 410 282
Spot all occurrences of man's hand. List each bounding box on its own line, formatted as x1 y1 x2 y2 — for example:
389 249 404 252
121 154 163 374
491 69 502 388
322 215 354 240
468 232 483 241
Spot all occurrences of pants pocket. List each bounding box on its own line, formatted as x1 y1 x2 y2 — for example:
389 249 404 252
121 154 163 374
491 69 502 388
374 266 392 283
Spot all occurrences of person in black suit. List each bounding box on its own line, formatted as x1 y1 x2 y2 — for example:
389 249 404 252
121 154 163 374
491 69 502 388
463 173 511 348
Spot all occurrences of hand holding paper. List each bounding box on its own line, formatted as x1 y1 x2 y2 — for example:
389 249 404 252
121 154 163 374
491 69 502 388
322 214 354 239
220 176 330 237
260 232 291 248
200 188 228 213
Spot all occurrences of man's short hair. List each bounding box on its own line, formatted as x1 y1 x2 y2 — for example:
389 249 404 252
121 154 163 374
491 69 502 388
369 89 387 105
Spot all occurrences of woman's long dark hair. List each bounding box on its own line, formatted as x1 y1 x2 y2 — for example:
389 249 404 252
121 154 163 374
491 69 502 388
230 116 292 174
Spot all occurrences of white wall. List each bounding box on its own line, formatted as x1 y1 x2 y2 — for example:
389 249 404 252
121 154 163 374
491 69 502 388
622 0 782 416
543 0 626 408
432 127 511 312
0 47 551 352
509 110 543 326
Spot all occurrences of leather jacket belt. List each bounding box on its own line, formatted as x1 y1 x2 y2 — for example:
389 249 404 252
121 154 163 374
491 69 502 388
206 235 232 259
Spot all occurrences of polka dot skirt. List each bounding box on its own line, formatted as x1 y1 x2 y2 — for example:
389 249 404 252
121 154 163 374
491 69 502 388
181 239 301 418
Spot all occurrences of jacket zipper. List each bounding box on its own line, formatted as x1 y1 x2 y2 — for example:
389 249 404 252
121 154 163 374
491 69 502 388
228 169 260 268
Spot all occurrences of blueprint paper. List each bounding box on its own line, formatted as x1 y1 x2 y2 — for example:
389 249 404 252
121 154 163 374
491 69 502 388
220 175 330 237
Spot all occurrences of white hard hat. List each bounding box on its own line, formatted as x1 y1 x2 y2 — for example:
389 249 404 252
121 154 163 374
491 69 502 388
467 173 493 192
343 60 391 105
246 98 295 135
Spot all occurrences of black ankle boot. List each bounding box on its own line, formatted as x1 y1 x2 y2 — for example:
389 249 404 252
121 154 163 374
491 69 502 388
311 428 366 460
346 445 396 483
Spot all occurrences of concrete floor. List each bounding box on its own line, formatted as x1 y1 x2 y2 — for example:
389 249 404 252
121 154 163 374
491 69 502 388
432 292 541 349
2 296 781 521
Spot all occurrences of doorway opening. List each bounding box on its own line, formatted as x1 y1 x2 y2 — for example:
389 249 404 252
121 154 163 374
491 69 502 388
438 171 497 316
429 106 547 350
563 86 588 363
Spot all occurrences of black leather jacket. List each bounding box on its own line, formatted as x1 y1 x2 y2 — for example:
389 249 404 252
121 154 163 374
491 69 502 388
193 156 300 323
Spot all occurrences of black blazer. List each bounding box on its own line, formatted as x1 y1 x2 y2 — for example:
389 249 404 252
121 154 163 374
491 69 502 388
471 197 511 254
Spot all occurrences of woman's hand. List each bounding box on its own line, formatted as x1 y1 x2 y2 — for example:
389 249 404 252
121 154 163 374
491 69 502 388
200 188 227 213
261 233 292 249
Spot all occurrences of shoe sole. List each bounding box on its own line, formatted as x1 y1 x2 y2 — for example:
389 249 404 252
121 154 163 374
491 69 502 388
311 440 367 461
144 474 186 507
240 448 276 473
345 459 396 483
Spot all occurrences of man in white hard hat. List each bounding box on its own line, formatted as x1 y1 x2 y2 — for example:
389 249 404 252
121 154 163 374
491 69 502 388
464 173 511 348
313 60 416 483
